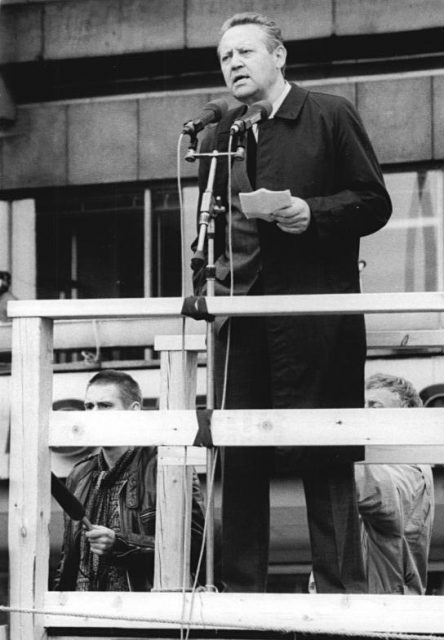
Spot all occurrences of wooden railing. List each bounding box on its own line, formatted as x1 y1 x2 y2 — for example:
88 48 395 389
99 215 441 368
7 293 444 639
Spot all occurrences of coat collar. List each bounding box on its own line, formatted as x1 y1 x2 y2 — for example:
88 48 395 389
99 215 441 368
274 83 309 121
217 82 308 135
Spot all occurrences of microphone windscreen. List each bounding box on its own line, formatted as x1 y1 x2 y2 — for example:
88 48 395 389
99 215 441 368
51 471 86 521
255 100 272 119
204 99 228 119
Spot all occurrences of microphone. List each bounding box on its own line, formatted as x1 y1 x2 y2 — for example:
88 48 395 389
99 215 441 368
183 99 228 136
230 100 272 134
51 471 93 530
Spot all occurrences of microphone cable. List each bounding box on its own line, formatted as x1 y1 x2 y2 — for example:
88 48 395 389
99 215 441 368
176 125 235 639
219 132 236 411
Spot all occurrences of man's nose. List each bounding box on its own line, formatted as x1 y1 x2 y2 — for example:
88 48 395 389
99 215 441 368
231 52 243 68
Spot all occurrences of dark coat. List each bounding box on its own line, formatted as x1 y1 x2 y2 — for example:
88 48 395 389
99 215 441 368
53 447 205 591
194 84 391 420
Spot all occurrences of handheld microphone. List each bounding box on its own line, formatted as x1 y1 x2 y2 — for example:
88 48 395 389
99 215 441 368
230 100 273 134
51 471 93 530
183 99 229 136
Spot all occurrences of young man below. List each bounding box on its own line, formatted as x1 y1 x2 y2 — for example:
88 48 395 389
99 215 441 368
54 369 205 591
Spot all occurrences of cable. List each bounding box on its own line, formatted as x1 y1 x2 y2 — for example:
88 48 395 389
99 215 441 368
180 445 190 640
178 128 234 640
178 130 195 640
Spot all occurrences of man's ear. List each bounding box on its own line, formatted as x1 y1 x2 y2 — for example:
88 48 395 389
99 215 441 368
129 401 142 411
274 45 287 71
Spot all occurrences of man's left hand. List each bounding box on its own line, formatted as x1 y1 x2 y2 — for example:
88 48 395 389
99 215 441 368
85 525 116 556
271 197 311 234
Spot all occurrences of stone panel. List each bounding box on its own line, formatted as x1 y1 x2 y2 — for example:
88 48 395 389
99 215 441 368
357 77 432 164
335 0 444 35
44 0 184 59
208 89 243 110
0 4 43 64
139 92 212 180
2 105 67 188
186 0 333 48
68 99 138 184
304 81 356 105
2 0 59 3
432 75 444 160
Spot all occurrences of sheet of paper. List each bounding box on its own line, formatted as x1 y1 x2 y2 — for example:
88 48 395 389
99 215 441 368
239 188 292 221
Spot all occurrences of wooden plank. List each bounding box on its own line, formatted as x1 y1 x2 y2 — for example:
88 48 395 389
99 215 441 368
49 409 200 447
367 329 444 348
154 349 198 590
43 591 444 634
50 407 444 449
154 334 206 352
9 317 53 640
8 291 444 319
365 445 444 464
7 297 185 319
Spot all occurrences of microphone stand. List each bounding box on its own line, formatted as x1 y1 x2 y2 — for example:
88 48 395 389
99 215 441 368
188 141 243 590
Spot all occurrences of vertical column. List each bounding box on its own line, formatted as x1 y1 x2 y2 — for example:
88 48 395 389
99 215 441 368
11 199 36 300
0 201 11 271
9 317 53 640
182 186 199 298
153 335 200 590
143 189 153 360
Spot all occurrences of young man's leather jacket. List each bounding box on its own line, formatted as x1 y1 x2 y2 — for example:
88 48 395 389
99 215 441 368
53 447 205 591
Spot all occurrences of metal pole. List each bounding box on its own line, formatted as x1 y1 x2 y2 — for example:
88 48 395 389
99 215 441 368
205 215 216 589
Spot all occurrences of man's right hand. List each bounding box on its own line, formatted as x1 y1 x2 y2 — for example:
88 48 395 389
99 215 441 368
271 197 311 234
85 524 116 556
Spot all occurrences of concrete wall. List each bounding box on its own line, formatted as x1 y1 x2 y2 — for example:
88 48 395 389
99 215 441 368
1 0 443 64
0 70 442 190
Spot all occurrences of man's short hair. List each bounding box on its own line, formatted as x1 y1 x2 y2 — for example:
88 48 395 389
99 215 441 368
219 12 285 54
87 370 143 407
365 373 422 408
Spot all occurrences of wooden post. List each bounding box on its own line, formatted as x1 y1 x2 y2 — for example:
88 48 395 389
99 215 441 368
153 336 201 590
9 317 53 640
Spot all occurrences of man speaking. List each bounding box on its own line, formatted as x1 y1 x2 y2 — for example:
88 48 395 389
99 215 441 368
192 12 392 593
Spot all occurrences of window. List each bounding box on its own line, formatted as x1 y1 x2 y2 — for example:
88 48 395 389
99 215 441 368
37 188 144 300
151 188 182 297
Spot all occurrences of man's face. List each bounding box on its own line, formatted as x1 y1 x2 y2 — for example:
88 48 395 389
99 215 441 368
218 24 286 105
365 387 402 409
84 383 130 411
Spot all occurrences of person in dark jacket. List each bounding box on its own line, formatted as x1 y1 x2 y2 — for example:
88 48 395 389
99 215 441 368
0 271 17 322
53 370 205 591
192 12 392 593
